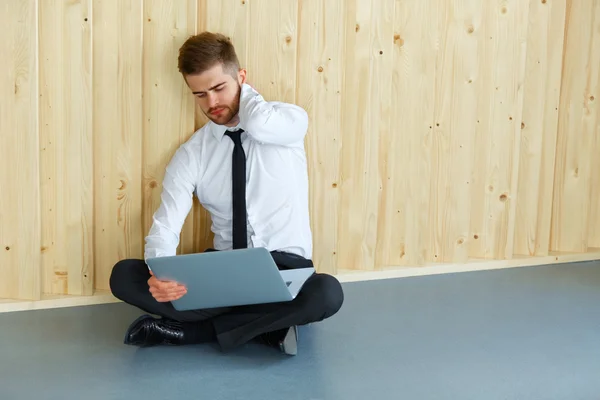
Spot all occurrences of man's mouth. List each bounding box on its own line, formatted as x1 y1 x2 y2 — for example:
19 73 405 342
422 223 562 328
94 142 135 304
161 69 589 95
210 107 225 116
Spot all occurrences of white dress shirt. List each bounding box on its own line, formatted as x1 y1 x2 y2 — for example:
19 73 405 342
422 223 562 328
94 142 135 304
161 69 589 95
144 83 313 261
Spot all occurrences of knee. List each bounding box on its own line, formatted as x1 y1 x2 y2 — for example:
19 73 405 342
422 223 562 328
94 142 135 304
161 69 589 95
308 274 344 320
109 259 142 300
322 275 344 317
108 260 127 299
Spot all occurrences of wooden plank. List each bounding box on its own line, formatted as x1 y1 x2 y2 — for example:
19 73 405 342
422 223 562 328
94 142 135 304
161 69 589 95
586 2 600 249
550 0 597 252
367 0 396 270
469 0 531 260
295 0 345 274
374 0 438 267
0 0 41 300
514 0 567 256
428 0 481 263
246 0 297 103
93 0 143 291
142 0 197 256
39 0 93 295
337 0 388 270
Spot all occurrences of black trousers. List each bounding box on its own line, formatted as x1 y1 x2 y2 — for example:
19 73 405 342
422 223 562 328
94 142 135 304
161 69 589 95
109 250 344 350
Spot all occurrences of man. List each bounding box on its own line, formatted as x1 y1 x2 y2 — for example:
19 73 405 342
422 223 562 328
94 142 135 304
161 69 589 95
109 32 344 355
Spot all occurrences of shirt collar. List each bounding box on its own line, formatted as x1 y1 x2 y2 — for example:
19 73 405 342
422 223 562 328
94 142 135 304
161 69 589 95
210 120 243 141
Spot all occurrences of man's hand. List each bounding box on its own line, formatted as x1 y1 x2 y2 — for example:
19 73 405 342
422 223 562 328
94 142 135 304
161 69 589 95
147 270 187 302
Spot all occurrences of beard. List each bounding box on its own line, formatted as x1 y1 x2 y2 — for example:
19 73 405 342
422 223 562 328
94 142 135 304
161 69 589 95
204 83 241 126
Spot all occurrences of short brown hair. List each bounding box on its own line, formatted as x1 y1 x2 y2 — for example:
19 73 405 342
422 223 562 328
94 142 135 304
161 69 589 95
178 32 240 76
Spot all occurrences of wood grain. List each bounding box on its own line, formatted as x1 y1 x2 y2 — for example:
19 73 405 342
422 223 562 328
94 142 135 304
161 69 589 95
39 0 93 295
550 0 597 252
142 0 197 256
429 0 481 263
0 0 41 300
374 0 438 267
93 0 143 291
337 0 383 270
514 0 567 256
585 1 600 249
469 0 530 260
368 0 396 270
296 0 345 274
246 0 298 103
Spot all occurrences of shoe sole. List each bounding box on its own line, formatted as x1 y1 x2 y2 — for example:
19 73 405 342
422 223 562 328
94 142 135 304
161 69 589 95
281 326 298 356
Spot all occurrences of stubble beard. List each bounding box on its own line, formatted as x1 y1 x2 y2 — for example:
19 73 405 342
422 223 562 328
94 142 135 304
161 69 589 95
205 83 241 126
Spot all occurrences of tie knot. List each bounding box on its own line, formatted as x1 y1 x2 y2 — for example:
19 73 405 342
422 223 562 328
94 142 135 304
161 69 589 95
225 129 244 145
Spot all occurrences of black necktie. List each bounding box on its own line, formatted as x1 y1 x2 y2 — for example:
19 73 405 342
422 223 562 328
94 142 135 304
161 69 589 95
225 129 247 249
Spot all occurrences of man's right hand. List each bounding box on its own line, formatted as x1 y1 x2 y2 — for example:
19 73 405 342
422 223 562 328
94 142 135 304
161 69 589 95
147 270 187 302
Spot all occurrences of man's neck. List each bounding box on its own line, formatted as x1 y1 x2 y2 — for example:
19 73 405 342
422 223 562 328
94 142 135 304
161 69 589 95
225 114 240 128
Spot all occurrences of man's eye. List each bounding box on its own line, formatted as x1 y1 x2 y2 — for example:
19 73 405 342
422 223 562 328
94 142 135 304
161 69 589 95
215 87 224 91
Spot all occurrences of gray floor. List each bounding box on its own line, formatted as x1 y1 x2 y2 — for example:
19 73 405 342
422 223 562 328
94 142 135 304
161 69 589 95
1 261 599 400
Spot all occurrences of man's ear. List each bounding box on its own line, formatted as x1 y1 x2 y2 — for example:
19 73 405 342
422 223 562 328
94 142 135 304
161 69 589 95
238 68 247 85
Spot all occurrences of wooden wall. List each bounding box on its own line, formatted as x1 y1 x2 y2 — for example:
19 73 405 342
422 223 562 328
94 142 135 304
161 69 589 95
1 0 599 300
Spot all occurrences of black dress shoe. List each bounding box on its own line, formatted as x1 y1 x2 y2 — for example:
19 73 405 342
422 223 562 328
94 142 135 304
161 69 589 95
124 315 185 347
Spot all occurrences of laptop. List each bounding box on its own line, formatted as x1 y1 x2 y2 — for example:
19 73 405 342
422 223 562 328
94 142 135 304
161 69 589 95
145 247 315 311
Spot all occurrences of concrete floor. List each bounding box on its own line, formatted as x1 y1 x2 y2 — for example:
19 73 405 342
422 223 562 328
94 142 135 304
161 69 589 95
1 261 599 400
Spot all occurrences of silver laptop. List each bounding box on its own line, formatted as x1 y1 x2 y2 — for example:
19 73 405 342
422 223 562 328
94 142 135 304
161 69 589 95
145 247 315 311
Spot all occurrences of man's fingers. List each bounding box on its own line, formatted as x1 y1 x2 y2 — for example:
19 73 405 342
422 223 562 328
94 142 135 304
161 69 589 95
148 275 182 290
149 285 186 299
155 280 183 291
154 280 173 289
150 285 185 294
160 288 186 298
153 292 186 303
156 283 186 292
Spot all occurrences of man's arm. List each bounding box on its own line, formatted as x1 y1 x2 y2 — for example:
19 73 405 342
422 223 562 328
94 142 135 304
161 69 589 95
238 83 309 146
144 145 197 261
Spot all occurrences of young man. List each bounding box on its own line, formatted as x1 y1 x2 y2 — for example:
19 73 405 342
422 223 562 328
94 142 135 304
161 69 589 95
109 32 344 355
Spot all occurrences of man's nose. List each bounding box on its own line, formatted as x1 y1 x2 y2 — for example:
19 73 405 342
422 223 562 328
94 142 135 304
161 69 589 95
207 92 218 108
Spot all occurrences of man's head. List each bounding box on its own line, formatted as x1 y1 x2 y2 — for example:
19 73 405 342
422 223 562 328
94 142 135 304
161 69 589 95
178 32 246 126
